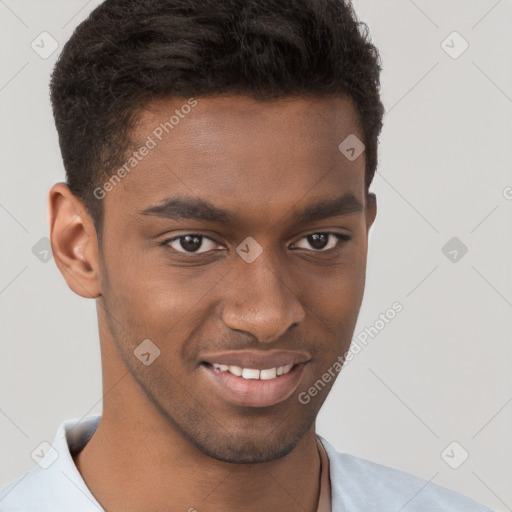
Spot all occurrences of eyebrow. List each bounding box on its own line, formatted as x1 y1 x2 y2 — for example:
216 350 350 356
138 192 364 225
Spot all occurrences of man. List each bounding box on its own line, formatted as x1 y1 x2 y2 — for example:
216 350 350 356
0 0 493 510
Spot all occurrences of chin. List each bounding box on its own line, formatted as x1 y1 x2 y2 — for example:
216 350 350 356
180 412 317 464
195 435 301 464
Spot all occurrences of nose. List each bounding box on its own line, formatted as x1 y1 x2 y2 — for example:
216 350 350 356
221 250 306 343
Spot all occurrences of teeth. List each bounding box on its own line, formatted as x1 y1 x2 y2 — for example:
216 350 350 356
260 367 277 380
228 365 243 376
277 363 292 376
211 363 294 379
282 363 293 374
242 368 260 379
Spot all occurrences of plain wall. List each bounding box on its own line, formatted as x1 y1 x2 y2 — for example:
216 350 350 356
0 1 511 510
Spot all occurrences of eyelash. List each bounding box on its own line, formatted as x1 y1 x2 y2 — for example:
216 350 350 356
162 232 351 256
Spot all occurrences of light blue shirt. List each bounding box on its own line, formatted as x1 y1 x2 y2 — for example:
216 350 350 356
0 414 493 511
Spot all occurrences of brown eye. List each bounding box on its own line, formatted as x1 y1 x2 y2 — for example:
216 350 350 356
166 234 220 254
291 232 350 252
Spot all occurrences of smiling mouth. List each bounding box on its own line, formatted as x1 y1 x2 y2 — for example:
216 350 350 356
202 361 295 380
200 361 308 408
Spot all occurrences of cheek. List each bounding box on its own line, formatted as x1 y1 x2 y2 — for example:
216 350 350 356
101 236 189 312
301 243 368 308
295 241 368 354
101 250 222 358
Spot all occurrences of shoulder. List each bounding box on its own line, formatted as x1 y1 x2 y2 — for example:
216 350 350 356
318 435 494 512
0 465 97 511
0 466 73 510
0 415 102 511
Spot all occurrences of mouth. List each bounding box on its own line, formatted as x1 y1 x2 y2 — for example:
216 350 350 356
200 361 307 408
205 361 296 379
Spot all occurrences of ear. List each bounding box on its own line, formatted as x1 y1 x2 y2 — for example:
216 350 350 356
365 192 377 234
48 182 101 299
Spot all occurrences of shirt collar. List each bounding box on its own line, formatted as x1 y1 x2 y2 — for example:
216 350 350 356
316 436 333 512
22 415 333 511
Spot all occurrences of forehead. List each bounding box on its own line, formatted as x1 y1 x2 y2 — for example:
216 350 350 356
104 94 366 224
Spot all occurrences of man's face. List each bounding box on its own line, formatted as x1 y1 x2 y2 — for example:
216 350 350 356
97 95 376 463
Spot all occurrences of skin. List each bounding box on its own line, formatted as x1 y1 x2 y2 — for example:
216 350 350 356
49 94 377 512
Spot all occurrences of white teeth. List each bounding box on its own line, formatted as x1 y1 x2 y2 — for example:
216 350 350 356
228 365 243 376
242 368 260 379
277 364 293 376
260 367 277 380
211 363 294 379
282 363 293 374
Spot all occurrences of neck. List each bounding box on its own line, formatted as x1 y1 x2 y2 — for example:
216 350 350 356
74 367 322 512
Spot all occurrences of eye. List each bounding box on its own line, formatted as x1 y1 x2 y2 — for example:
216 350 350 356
164 234 222 254
291 232 350 252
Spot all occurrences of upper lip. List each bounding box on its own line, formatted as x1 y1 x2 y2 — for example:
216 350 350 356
201 350 311 370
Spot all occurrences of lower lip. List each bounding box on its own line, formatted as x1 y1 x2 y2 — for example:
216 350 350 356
201 363 307 408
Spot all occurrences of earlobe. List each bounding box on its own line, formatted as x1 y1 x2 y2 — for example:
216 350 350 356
48 182 101 299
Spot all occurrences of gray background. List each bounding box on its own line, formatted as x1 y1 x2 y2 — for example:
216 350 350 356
1 1 511 510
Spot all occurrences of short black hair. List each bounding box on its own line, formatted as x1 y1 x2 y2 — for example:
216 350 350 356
50 0 384 236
